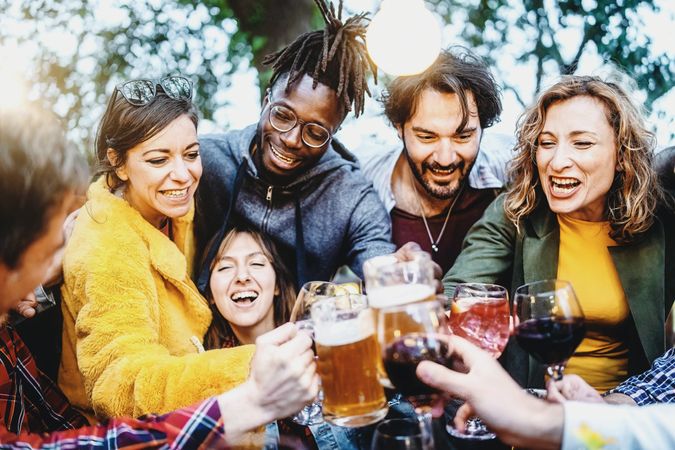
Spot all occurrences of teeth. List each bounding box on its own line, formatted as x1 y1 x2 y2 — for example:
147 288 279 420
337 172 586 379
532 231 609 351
232 291 258 302
550 177 579 187
270 144 298 164
550 176 580 194
162 188 188 198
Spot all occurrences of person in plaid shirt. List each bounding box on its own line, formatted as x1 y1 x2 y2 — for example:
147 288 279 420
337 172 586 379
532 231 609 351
0 106 318 448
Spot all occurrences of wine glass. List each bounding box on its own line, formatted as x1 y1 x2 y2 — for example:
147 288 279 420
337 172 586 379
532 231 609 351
371 418 424 450
513 279 586 381
446 283 510 441
378 300 450 450
289 281 347 425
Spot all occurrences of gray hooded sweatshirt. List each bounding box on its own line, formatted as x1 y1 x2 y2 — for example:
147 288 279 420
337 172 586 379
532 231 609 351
195 124 395 289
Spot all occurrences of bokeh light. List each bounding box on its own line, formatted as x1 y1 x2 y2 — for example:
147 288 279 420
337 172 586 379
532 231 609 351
366 0 441 76
0 45 29 111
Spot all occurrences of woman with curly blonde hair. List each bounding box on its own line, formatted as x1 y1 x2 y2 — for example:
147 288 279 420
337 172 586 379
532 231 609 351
443 75 674 392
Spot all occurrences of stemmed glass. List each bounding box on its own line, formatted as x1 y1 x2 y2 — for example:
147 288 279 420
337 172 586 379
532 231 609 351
371 418 424 450
378 300 450 450
288 281 347 425
446 283 510 441
513 279 586 381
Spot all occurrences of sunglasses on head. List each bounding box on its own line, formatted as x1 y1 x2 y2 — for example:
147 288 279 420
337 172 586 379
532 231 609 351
116 76 193 106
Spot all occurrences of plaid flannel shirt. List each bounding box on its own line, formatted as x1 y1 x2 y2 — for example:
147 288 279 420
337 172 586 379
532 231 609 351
0 326 228 449
607 347 675 405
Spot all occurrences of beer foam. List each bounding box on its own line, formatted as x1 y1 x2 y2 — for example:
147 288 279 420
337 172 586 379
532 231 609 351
368 284 435 309
315 310 375 346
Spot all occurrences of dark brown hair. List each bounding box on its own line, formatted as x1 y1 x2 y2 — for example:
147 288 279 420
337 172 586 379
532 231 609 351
95 84 198 190
382 47 502 131
204 226 296 349
262 0 376 117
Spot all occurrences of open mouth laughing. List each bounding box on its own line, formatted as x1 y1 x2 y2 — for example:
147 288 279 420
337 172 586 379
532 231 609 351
230 290 259 306
269 142 301 167
549 176 581 195
160 188 189 199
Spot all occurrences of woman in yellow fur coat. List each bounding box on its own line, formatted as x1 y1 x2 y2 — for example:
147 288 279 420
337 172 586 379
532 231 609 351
59 77 254 420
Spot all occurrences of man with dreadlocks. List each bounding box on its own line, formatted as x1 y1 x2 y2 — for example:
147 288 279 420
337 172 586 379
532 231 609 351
195 0 401 293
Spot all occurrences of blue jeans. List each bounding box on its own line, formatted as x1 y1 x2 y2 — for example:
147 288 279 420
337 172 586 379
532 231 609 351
264 420 374 449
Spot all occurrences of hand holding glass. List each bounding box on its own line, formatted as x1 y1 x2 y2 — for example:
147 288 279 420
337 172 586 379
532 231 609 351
378 300 450 450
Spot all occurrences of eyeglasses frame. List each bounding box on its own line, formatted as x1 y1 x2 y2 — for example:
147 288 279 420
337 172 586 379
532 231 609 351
266 92 333 148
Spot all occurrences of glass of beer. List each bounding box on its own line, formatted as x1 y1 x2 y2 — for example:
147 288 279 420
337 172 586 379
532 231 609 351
289 281 348 425
364 252 436 388
378 300 450 450
311 294 388 427
364 253 436 310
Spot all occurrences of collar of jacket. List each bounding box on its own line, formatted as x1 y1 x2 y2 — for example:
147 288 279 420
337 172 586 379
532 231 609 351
230 124 360 190
88 178 195 282
522 195 667 366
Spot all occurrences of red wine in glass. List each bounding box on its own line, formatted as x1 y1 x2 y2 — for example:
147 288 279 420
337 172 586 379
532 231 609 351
513 279 585 381
383 333 450 404
514 317 586 365
378 300 450 450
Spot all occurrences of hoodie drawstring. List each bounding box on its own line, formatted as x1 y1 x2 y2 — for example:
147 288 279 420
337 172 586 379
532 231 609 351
197 159 248 294
294 197 308 288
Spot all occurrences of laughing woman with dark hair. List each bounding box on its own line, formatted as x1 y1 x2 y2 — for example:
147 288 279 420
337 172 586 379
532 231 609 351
59 78 257 420
203 225 296 349
444 75 675 392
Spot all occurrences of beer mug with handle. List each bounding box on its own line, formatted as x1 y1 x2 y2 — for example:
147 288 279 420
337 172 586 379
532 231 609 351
289 281 347 426
311 294 388 427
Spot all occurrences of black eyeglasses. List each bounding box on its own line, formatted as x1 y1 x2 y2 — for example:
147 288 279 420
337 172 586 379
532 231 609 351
116 76 193 106
267 97 332 148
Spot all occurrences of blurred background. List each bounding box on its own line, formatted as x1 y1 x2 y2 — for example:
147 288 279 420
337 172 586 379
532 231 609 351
0 0 672 157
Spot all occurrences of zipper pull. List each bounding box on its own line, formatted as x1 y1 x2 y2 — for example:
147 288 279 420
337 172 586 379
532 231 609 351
266 186 273 203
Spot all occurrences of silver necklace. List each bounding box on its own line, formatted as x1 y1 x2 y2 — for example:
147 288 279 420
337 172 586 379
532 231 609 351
409 168 464 253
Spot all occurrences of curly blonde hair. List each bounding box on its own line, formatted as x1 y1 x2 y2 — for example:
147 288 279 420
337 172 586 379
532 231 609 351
504 75 663 243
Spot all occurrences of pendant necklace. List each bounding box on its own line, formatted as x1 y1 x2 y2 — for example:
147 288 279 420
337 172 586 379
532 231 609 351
409 168 464 253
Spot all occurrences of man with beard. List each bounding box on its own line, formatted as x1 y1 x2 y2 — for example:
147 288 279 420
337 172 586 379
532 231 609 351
362 48 511 273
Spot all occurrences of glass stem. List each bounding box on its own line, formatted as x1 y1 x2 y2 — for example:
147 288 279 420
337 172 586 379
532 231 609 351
415 407 435 450
547 364 565 381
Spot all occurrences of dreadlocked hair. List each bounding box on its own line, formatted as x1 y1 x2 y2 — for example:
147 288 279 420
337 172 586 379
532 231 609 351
262 0 377 117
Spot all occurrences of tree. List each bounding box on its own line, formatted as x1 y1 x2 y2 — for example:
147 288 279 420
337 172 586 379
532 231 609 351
429 0 673 110
0 0 319 153
1 0 672 152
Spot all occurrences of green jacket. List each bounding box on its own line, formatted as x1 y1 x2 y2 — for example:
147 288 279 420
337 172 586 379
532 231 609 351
443 193 675 388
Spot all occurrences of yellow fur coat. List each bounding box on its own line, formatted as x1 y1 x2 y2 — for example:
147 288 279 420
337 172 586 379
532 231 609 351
59 178 254 419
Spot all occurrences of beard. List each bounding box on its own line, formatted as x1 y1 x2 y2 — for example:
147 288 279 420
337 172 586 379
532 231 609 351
404 145 474 200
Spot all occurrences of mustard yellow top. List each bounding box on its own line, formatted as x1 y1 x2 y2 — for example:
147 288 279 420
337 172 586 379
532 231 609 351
557 214 629 393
